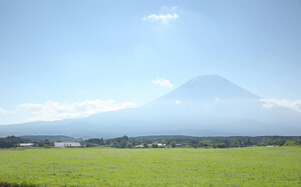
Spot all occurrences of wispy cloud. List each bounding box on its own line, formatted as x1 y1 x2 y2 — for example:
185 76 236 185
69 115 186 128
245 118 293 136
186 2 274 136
161 6 178 11
0 100 135 124
152 78 174 88
143 6 179 24
260 99 301 113
143 13 179 24
0 108 14 114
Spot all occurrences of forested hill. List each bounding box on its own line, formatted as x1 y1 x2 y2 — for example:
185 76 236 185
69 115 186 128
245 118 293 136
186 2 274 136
19 135 81 142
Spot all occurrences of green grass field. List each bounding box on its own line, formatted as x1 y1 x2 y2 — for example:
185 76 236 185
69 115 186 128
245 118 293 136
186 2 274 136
0 147 300 186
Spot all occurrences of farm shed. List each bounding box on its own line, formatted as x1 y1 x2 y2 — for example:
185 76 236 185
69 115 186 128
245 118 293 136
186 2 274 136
134 144 152 148
134 144 145 148
157 143 167 148
20 143 35 147
54 142 81 148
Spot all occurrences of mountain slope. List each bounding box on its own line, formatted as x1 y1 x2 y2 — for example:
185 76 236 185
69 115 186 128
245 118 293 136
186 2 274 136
0 75 300 138
156 75 260 102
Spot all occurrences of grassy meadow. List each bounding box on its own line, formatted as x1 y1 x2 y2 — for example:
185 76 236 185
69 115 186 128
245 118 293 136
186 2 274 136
0 147 300 186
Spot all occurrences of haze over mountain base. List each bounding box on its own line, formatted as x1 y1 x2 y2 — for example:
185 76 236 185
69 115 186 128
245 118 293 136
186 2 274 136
1 75 300 138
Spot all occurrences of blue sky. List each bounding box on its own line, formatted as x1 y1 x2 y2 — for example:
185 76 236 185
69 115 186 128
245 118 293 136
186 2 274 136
0 0 300 124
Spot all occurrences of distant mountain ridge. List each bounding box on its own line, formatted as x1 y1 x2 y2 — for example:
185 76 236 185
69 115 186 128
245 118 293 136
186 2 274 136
19 135 80 142
156 75 260 102
0 75 300 138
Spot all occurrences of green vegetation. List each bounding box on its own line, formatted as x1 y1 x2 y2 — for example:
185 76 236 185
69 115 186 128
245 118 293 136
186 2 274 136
0 136 54 148
89 135 301 148
1 135 300 149
131 135 301 148
280 140 300 147
0 147 300 186
0 136 23 148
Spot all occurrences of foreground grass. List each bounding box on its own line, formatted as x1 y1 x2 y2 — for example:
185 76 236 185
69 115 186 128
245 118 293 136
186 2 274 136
0 147 300 186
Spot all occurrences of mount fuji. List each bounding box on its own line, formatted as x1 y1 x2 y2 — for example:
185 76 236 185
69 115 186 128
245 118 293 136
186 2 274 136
1 75 300 138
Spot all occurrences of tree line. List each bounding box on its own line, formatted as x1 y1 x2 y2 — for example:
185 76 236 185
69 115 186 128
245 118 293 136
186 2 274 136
82 135 301 148
0 136 53 148
0 135 300 148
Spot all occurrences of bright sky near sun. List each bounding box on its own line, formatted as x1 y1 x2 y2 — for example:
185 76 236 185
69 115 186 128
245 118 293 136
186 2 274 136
0 0 300 124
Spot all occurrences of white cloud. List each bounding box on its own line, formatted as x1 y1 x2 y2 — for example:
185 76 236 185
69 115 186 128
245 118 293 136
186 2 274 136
143 6 179 24
0 108 14 114
143 13 179 24
215 98 220 102
175 100 181 105
152 78 174 88
260 99 301 113
0 100 136 123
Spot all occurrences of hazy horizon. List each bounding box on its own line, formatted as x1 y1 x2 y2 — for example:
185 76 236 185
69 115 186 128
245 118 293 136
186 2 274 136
0 0 300 126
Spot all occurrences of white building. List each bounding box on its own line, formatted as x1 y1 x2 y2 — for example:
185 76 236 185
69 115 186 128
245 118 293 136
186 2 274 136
20 143 35 147
54 142 81 148
157 143 167 148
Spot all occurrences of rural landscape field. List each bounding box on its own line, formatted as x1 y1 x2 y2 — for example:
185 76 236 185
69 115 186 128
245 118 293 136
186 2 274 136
1 0 301 186
0 147 300 186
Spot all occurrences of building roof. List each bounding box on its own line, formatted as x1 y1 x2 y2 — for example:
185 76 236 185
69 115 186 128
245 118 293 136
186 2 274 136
54 142 81 147
20 143 34 146
134 144 145 148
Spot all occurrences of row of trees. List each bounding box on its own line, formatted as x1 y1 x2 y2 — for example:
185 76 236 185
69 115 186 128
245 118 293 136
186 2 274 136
0 136 54 148
32 139 53 147
1 135 300 149
0 136 23 148
82 135 301 149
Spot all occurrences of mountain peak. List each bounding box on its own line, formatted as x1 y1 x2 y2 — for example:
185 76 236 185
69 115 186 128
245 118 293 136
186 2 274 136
194 74 221 78
189 74 224 83
158 75 260 101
